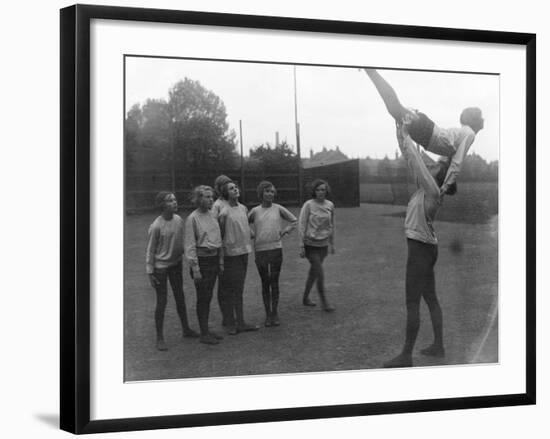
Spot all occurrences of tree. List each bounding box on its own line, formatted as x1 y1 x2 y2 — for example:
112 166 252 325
124 103 143 169
168 78 238 172
461 152 496 182
124 78 238 177
249 141 299 172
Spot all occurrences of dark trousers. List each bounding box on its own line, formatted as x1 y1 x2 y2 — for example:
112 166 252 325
255 248 283 316
220 254 249 327
303 245 329 305
216 274 226 324
190 256 219 335
153 263 190 339
403 239 443 354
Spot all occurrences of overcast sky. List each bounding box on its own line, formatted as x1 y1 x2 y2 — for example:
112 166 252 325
125 57 499 162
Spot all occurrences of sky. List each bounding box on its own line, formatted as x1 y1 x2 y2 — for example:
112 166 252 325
125 57 499 162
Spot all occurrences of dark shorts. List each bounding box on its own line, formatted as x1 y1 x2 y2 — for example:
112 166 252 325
407 111 435 148
255 248 283 266
304 245 328 261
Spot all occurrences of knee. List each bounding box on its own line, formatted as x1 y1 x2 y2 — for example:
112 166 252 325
425 295 441 310
405 298 420 313
156 296 167 309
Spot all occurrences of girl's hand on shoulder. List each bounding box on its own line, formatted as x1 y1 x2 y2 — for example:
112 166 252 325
299 246 305 258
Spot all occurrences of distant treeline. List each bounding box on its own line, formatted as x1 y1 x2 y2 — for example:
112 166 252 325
359 151 498 183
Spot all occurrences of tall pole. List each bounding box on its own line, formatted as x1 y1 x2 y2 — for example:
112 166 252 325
294 66 303 205
171 117 176 194
239 119 245 203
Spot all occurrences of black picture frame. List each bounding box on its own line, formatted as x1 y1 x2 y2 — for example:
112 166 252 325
60 4 536 434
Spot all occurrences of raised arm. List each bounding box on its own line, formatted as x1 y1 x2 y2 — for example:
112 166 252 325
396 124 440 199
441 129 475 191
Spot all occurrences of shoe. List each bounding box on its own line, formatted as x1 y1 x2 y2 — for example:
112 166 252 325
420 344 445 358
156 339 168 351
183 328 200 338
208 331 224 340
199 334 219 345
383 353 413 368
322 305 335 313
264 316 273 327
303 298 316 307
271 314 280 326
226 326 238 335
237 323 260 333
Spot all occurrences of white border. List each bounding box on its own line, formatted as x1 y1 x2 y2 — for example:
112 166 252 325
90 19 526 420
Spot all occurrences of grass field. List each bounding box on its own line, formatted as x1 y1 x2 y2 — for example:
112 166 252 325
361 182 498 224
124 203 498 381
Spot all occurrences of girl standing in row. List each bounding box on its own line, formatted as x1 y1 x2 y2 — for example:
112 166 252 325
184 186 224 345
145 191 199 351
218 181 259 334
249 181 298 327
212 174 232 326
298 179 336 312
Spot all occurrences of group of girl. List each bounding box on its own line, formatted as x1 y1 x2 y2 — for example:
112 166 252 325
145 176 336 349
145 68 485 365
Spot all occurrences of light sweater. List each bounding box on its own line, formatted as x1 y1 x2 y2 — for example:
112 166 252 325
298 199 335 247
211 198 229 219
428 124 476 189
218 202 252 256
145 214 185 274
399 133 442 245
184 209 222 270
248 203 298 252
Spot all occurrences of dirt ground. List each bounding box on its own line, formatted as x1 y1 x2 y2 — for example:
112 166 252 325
124 203 498 381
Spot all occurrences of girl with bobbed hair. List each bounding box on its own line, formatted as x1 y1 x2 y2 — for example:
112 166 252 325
298 179 336 312
146 191 199 351
218 181 259 334
248 181 297 326
211 174 233 326
184 186 224 345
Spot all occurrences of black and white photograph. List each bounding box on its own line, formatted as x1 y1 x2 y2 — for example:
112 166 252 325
54 2 537 435
123 57 499 381
1 0 543 436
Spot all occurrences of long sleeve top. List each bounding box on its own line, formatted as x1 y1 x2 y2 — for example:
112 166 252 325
218 202 253 257
211 198 229 219
399 132 442 245
248 203 298 252
145 214 185 274
428 124 476 189
298 199 335 247
184 209 222 270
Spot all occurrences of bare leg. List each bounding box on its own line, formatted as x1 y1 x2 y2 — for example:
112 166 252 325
364 69 410 122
